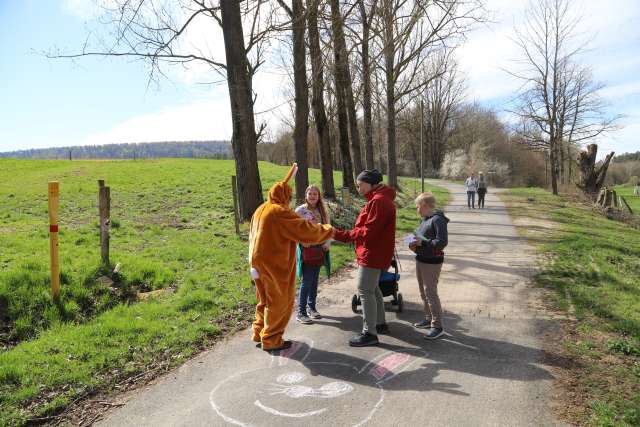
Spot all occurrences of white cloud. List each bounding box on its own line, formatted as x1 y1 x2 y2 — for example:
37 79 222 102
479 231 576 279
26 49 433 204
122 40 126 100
458 0 640 101
601 81 640 100
76 65 290 147
78 89 232 145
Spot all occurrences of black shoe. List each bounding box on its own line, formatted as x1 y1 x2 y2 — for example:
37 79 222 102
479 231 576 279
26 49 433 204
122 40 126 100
264 340 293 352
349 332 379 347
424 328 445 340
376 323 390 335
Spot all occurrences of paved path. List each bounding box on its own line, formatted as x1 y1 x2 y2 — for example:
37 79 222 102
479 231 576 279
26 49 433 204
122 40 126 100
98 182 567 427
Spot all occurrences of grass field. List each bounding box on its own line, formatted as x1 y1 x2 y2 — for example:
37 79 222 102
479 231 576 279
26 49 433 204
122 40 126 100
614 185 640 214
395 178 449 234
502 188 640 427
0 158 448 425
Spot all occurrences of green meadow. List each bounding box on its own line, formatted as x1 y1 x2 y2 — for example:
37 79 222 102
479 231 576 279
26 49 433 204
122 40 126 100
0 158 446 425
614 185 640 215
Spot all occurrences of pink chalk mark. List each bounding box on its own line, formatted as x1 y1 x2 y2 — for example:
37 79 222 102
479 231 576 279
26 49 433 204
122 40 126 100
370 353 410 380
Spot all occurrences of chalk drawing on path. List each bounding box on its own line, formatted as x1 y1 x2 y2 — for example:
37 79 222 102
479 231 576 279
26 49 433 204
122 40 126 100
209 338 425 426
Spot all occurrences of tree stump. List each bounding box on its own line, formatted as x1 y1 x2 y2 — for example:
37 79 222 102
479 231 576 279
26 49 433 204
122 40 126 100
576 144 615 199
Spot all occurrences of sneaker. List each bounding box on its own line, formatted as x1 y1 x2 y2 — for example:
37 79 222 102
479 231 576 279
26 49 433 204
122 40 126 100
307 308 322 319
413 319 432 329
348 332 379 347
296 314 313 324
424 327 445 340
376 323 390 335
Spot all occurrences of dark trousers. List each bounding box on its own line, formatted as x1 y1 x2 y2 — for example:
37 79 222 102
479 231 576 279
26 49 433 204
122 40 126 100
299 263 321 314
467 191 476 208
477 190 486 208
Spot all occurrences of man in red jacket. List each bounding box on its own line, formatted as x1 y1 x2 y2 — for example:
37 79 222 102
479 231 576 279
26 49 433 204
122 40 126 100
334 169 396 346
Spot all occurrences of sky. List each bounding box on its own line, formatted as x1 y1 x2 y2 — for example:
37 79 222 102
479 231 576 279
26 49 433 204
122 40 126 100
0 0 638 157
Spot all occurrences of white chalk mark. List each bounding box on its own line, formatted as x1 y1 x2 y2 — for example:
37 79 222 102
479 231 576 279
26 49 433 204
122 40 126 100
270 385 315 398
211 345 404 426
318 381 353 397
277 372 306 384
254 400 328 418
269 337 314 368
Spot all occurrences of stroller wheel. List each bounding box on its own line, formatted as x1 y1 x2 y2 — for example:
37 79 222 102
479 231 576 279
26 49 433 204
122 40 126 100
351 294 359 313
397 293 404 312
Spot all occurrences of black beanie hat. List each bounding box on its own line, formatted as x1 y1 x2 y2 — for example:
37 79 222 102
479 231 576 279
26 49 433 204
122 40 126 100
356 169 383 185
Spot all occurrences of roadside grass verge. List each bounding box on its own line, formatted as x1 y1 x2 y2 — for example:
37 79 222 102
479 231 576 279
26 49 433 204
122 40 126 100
501 187 640 427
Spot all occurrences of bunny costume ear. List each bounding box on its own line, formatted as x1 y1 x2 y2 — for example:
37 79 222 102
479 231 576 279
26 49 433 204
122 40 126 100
283 163 298 184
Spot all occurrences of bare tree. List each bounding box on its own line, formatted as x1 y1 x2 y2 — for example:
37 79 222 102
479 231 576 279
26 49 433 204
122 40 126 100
358 0 379 170
373 0 484 189
221 2 265 219
307 0 336 198
328 0 357 192
49 1 288 220
277 0 310 204
423 54 465 172
329 0 365 177
509 0 619 195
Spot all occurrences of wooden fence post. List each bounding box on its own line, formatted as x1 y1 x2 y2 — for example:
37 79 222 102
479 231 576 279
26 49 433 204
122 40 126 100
341 187 351 208
620 196 633 214
48 181 60 301
98 181 110 266
231 176 240 235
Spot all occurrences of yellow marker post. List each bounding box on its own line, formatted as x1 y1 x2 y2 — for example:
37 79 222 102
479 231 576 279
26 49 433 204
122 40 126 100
48 181 60 301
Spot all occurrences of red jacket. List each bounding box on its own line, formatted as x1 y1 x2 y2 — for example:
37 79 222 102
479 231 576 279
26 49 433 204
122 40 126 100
334 185 396 269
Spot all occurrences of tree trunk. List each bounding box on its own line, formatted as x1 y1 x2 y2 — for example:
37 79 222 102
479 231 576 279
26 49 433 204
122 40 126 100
329 0 356 192
382 8 398 189
376 95 386 174
576 143 615 198
384 46 398 189
559 139 565 184
567 143 573 183
359 0 375 170
307 1 336 199
330 0 363 177
292 0 309 205
549 137 559 195
220 2 263 220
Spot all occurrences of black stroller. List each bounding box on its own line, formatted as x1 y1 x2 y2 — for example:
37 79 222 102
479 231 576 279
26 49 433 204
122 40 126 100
351 258 403 313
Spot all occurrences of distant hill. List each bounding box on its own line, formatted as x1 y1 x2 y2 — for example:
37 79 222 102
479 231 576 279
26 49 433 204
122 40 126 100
0 140 232 160
614 151 640 163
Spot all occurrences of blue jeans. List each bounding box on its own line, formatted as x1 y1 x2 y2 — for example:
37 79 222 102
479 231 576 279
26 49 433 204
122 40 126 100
467 191 476 208
299 263 321 315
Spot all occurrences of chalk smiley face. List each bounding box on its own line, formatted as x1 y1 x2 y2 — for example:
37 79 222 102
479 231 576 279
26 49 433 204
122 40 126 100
254 370 355 418
209 340 420 427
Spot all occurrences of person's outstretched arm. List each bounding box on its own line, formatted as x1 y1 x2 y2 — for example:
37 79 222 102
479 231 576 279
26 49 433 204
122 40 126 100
278 208 334 244
334 200 389 245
